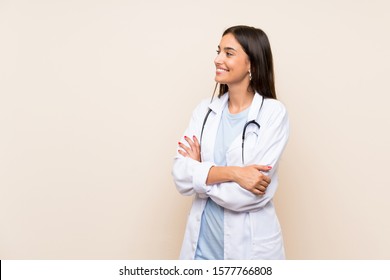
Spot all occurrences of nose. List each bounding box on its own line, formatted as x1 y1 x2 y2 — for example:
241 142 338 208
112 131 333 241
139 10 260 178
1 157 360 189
214 52 223 66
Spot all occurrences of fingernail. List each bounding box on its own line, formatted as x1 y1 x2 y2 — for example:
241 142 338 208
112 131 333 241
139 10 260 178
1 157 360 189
184 136 188 139
178 142 182 145
267 166 272 169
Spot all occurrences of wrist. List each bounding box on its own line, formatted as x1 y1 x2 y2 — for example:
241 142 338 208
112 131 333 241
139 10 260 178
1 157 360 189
228 166 241 183
207 166 239 185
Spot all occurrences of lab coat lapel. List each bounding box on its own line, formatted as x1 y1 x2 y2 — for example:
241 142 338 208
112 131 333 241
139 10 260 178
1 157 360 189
248 93 263 123
245 93 264 135
201 94 228 162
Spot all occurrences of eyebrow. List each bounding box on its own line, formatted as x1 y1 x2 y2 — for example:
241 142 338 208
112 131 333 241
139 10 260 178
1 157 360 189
218 45 238 52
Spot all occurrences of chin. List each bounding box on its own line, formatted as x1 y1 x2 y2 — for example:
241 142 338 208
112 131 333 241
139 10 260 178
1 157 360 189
215 77 227 84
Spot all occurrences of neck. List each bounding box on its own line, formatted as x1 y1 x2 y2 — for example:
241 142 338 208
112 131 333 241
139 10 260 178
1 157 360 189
227 84 254 114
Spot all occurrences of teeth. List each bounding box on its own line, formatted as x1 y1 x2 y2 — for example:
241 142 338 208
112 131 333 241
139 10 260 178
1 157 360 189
217 68 228 72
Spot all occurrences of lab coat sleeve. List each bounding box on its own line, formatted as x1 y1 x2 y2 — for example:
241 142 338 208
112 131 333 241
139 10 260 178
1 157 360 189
172 100 215 196
206 102 289 212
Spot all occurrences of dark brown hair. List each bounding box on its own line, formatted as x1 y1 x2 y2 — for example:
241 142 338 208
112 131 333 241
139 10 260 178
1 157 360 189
218 25 277 99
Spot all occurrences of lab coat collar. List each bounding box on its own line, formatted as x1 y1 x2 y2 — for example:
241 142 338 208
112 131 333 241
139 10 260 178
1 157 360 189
248 92 264 121
208 93 229 114
208 92 264 120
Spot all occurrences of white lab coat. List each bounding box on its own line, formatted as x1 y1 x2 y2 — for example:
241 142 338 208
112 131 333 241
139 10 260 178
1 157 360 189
172 92 289 260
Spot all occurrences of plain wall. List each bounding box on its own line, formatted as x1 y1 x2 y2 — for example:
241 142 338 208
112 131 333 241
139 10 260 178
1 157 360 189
1 0 389 259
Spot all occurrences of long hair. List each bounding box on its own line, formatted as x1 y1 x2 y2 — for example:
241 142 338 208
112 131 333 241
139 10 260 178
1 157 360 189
217 25 277 99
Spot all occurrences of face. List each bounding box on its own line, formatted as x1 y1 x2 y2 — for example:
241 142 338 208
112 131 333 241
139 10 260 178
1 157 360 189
214 33 251 86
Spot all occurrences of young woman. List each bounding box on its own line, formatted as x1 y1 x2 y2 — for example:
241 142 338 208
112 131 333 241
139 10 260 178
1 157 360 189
172 25 289 260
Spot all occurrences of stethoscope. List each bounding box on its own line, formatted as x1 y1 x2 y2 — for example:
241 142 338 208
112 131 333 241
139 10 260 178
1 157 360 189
200 95 265 164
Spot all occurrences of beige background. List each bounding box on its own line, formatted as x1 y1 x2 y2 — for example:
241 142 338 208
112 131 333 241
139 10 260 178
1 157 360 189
1 0 389 259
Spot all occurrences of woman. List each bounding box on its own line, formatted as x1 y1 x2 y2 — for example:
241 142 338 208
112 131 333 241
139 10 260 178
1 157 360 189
172 25 289 260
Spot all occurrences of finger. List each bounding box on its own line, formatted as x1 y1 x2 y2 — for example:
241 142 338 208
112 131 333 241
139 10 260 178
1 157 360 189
256 184 267 192
184 136 195 149
192 136 200 152
178 149 188 157
193 135 200 146
254 165 272 172
263 175 271 184
253 188 265 196
178 141 191 154
185 136 200 154
258 174 270 186
260 181 269 189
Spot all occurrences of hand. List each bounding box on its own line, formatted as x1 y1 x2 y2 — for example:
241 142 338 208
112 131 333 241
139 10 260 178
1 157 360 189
233 165 272 196
178 135 201 162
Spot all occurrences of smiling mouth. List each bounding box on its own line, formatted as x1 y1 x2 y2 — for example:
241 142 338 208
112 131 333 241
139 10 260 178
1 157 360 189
216 68 229 73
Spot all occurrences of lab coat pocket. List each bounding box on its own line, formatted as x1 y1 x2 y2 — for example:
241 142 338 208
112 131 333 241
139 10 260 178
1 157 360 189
250 230 285 260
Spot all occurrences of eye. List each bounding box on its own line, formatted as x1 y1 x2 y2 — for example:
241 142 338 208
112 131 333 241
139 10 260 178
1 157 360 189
226 52 233 57
216 50 220 54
